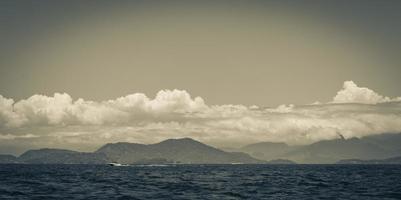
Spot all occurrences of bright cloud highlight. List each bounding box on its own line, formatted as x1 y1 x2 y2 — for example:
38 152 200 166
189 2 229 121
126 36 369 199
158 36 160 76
0 81 400 154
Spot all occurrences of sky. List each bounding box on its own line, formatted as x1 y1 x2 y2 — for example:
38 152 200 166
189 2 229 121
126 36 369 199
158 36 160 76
0 0 401 155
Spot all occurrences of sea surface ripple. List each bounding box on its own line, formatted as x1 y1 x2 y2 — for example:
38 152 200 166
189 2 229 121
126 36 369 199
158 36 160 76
0 164 400 199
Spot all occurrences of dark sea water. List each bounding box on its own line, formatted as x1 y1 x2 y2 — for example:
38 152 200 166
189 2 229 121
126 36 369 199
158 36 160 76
0 164 400 200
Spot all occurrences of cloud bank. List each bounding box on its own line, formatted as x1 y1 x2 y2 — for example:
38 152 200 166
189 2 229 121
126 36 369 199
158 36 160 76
1 81 401 154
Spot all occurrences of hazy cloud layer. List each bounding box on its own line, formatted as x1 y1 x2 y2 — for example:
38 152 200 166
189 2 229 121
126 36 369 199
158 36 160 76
1 81 401 154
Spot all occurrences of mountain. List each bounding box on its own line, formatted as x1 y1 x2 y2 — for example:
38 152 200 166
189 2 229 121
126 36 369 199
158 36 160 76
362 133 401 152
18 149 109 164
280 133 401 164
266 159 296 164
236 133 401 164
0 138 261 164
0 154 18 163
337 156 401 164
239 142 296 161
96 138 262 164
2 134 400 164
281 138 387 164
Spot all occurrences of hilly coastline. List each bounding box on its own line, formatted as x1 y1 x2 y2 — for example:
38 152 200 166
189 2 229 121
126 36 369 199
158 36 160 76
1 133 400 165
337 156 401 164
0 138 263 164
229 133 401 164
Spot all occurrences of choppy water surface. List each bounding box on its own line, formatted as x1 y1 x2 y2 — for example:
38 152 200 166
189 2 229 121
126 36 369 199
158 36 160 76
0 164 400 199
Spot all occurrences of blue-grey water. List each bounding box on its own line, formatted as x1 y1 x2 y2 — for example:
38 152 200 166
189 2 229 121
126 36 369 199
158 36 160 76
0 164 400 199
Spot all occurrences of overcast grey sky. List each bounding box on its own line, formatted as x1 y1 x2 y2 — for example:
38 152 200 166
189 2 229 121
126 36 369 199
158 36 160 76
0 0 401 154
0 0 400 106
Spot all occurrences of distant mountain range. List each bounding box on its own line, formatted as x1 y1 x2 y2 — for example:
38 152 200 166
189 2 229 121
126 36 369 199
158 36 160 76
96 138 261 164
1 133 400 164
229 133 401 164
0 154 17 163
337 156 401 164
18 149 109 164
238 142 296 161
281 135 401 164
0 138 263 164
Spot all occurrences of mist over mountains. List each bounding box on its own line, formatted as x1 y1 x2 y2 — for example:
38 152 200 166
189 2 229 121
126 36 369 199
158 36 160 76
337 156 401 164
1 133 400 164
231 133 401 164
1 81 401 155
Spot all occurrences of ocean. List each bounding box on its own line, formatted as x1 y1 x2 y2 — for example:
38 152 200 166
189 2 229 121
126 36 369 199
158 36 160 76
0 164 400 199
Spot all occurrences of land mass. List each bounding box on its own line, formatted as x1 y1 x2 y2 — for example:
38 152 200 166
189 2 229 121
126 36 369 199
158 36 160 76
1 133 400 164
0 138 264 164
336 156 401 164
234 133 401 164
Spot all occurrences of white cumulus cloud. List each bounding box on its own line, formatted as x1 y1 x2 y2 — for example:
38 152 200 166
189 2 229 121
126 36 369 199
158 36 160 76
0 81 401 154
332 81 401 104
0 90 208 128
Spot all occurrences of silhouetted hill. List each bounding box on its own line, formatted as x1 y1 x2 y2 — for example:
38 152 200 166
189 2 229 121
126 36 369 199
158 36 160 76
281 133 401 164
96 138 262 164
2 134 400 164
240 142 296 161
18 149 108 164
238 133 401 164
0 154 18 163
362 133 401 152
337 156 401 164
266 159 296 164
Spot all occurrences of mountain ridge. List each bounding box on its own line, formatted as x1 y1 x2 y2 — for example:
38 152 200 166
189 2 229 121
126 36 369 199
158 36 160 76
239 133 401 164
1 138 263 164
337 156 401 164
1 133 400 164
96 138 262 164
